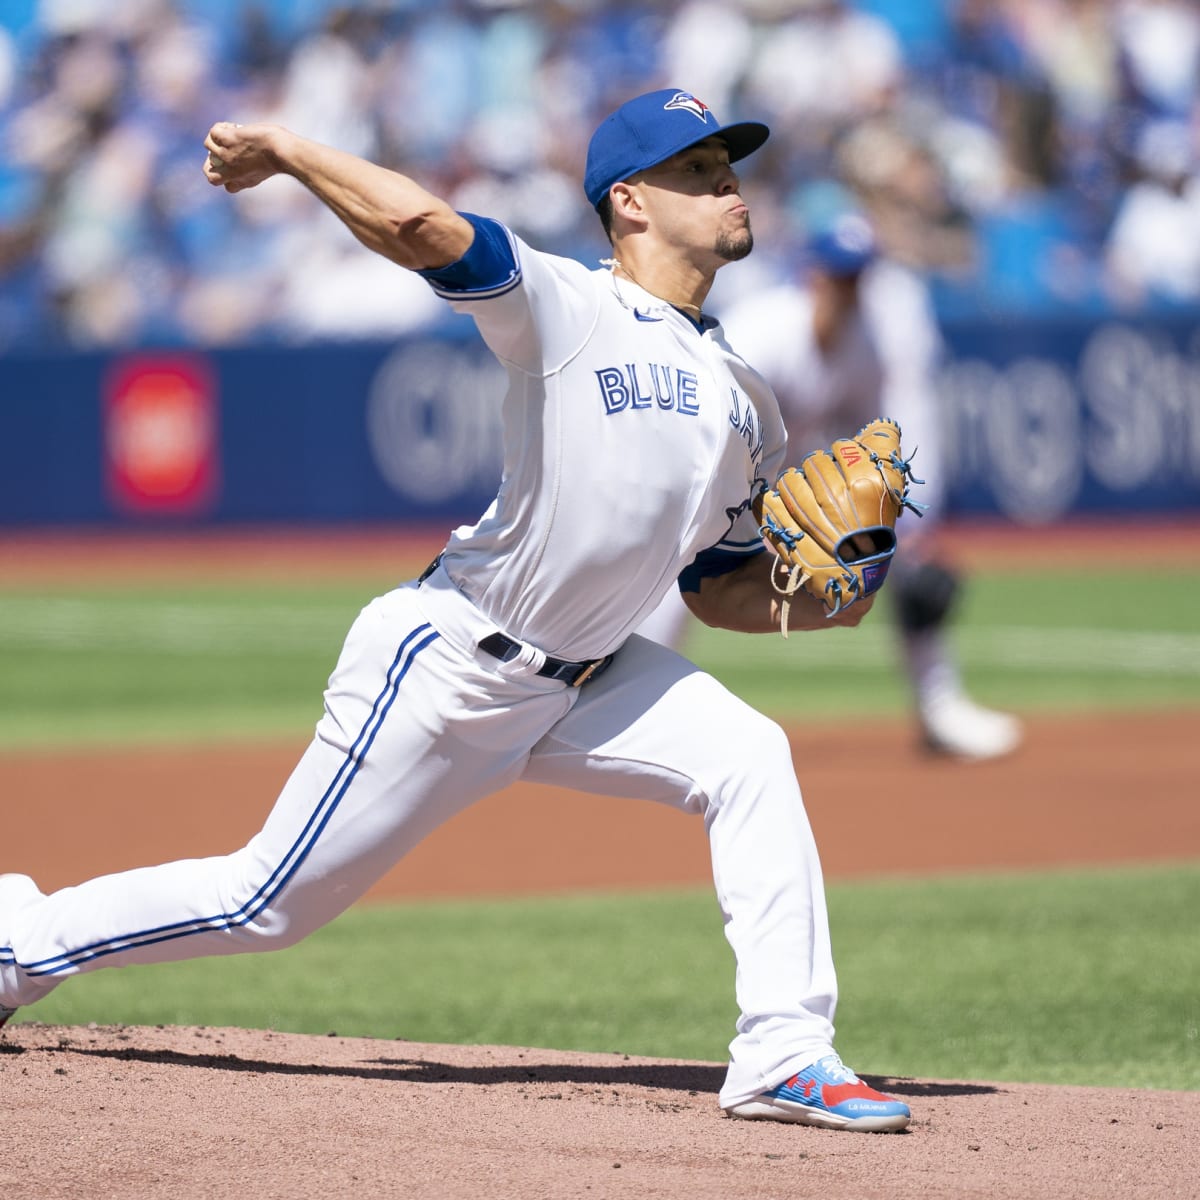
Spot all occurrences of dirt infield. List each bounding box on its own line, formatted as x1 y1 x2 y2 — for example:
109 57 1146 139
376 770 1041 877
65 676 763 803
3 521 1199 1198
4 710 1199 899
5 1023 1198 1200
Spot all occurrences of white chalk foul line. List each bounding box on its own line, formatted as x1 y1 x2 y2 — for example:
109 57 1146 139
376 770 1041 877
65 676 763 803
0 598 350 655
2 598 1199 677
694 624 1200 678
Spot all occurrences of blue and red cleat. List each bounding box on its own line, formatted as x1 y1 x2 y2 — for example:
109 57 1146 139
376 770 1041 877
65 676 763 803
724 1053 911 1132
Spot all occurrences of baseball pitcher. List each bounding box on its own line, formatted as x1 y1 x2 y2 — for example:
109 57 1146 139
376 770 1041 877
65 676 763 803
1 90 915 1132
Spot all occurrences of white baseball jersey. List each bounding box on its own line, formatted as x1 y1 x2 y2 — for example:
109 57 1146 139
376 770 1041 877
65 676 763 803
429 217 784 659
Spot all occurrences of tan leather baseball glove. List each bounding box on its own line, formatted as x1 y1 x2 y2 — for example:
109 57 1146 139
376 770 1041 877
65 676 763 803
753 418 925 633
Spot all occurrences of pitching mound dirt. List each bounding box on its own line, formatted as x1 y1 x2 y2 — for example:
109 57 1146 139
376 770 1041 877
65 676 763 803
3 1023 1196 1200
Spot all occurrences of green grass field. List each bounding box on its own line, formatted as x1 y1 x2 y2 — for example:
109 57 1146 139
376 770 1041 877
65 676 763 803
17 865 1200 1091
2 565 1197 749
3 560 1199 1089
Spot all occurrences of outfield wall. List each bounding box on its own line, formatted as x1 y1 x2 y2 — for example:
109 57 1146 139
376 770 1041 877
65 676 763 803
2 312 1197 528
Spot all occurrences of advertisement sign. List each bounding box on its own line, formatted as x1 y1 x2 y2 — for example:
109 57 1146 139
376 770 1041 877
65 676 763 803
103 356 219 516
938 316 1200 521
1 313 1197 528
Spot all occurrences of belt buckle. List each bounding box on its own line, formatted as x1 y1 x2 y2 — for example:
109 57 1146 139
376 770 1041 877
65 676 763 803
570 658 603 688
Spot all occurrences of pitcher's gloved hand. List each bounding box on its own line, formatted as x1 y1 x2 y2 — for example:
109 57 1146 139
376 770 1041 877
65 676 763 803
753 418 925 633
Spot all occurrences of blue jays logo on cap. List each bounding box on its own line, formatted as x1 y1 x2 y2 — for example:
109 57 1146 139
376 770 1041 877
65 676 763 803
662 92 711 122
584 88 770 210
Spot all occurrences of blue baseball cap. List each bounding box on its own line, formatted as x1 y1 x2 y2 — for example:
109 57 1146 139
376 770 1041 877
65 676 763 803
584 89 770 210
806 212 878 276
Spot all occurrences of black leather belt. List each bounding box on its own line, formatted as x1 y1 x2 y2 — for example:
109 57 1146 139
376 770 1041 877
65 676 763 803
419 555 613 688
477 631 614 688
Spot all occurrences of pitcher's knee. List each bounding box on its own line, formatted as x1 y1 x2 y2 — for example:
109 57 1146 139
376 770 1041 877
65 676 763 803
707 712 795 796
216 883 333 952
215 873 322 954
220 844 348 953
739 712 794 772
756 717 794 767
230 910 310 952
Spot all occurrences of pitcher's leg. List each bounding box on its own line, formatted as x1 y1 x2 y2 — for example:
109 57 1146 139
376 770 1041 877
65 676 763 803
2 732 421 1009
702 720 839 1106
522 636 837 1107
1 589 563 1014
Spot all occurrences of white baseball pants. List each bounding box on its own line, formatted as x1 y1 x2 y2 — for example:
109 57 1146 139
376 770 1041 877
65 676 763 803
1 561 838 1107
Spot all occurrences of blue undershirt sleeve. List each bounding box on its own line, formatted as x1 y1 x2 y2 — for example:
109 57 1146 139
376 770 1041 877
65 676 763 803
678 545 765 593
417 213 519 296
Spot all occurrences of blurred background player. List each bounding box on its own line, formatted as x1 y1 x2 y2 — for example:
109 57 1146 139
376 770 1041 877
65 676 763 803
637 211 1022 761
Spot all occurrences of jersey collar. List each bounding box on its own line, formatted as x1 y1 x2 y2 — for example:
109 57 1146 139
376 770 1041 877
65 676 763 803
604 269 717 333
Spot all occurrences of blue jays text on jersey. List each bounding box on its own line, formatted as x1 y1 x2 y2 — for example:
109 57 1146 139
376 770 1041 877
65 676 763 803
596 364 765 455
728 386 764 459
595 363 701 415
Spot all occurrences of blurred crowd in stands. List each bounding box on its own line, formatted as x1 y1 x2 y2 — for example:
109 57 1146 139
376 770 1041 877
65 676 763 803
0 0 1198 351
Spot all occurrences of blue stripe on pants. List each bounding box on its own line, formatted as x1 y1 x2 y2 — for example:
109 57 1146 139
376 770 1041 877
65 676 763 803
16 623 440 977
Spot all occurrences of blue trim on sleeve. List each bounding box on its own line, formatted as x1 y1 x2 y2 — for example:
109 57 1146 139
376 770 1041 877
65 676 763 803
418 213 521 298
678 545 765 593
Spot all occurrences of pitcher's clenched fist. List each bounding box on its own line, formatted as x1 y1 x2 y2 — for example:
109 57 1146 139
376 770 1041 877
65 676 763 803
203 122 284 193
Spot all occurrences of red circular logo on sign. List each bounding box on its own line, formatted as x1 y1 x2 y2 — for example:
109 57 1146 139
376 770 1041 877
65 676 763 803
104 356 219 514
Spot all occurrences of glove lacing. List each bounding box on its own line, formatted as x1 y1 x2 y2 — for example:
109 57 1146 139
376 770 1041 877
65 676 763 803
770 558 810 639
875 445 928 519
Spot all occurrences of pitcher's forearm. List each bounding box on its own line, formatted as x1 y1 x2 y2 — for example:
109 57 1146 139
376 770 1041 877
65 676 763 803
204 122 474 270
684 556 876 634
